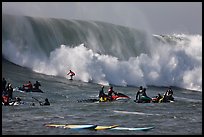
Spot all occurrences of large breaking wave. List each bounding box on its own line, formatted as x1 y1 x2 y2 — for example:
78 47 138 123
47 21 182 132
2 14 202 91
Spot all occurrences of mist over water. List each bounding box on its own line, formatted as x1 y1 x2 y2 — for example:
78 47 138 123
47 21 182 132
2 14 202 91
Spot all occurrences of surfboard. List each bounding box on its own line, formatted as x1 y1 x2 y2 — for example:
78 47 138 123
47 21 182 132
111 126 154 131
45 124 66 128
64 124 97 129
45 124 153 131
113 110 161 116
45 124 97 130
94 125 119 130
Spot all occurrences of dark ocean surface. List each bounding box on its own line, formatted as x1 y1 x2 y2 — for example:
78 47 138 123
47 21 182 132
2 59 202 135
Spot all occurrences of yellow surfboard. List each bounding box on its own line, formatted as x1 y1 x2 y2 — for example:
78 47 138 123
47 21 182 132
64 124 97 129
45 124 66 128
45 124 97 129
94 125 119 130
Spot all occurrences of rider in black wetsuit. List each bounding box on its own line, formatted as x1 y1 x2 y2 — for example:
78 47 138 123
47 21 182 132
33 81 41 90
135 86 151 103
40 98 50 106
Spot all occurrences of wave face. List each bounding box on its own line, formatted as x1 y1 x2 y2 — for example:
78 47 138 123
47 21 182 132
2 14 202 91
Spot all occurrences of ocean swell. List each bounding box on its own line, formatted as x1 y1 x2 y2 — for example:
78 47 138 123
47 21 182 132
2 14 202 91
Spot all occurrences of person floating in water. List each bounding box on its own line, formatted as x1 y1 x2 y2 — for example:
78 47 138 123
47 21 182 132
67 70 75 80
40 98 50 106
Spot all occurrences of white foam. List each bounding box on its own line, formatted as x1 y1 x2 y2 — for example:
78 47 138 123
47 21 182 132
2 34 202 92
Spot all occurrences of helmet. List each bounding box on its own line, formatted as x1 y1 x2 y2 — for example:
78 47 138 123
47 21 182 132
139 86 143 89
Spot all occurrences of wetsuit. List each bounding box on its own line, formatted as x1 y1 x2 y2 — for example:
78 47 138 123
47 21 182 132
67 70 75 80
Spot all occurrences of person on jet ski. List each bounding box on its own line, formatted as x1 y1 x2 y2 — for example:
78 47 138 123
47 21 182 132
135 86 143 102
23 81 33 90
166 87 174 101
33 81 41 90
135 86 151 103
160 87 174 102
2 77 7 92
99 85 108 102
99 86 105 98
108 86 117 101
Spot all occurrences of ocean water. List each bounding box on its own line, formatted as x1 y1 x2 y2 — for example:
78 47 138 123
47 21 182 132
2 14 202 135
2 59 202 135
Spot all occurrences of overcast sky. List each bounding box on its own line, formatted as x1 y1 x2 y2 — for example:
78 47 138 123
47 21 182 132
2 2 202 35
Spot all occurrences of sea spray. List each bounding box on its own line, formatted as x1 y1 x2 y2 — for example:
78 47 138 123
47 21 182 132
2 14 202 91
29 41 201 91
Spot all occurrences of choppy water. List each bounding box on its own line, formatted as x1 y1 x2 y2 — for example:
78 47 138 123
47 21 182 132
2 59 202 135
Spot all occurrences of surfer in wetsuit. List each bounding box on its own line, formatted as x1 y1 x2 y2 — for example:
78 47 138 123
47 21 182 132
67 70 75 80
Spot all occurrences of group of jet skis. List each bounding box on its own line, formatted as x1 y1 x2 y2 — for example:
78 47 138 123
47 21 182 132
135 86 174 103
2 79 50 106
3 76 174 105
78 85 174 103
